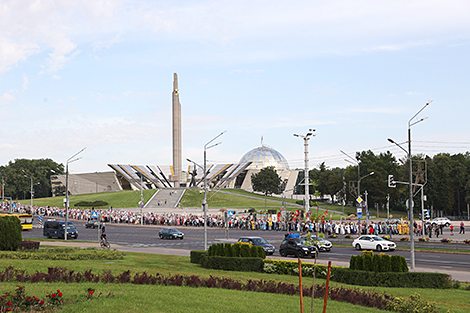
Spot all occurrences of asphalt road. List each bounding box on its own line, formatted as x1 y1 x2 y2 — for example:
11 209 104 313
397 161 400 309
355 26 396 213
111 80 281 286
23 219 470 276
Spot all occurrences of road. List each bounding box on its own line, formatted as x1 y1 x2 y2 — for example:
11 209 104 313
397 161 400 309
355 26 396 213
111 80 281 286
22 219 470 281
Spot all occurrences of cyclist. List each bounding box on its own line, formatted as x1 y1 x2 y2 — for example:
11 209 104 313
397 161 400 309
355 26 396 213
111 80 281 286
100 231 109 248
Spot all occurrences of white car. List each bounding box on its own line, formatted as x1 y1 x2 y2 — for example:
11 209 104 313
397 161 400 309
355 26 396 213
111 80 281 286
430 217 451 227
352 235 396 252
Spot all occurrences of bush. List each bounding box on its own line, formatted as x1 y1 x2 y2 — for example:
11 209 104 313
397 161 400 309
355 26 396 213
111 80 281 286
17 241 40 250
333 268 452 288
0 216 22 251
190 250 207 264
387 293 439 313
263 259 342 279
349 251 406 272
207 243 265 259
202 256 264 272
0 247 124 260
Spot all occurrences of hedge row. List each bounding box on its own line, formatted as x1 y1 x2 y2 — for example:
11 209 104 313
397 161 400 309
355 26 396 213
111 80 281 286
350 251 408 272
201 256 264 272
263 259 452 289
208 243 265 259
0 216 22 251
17 241 40 250
0 247 124 260
334 268 453 289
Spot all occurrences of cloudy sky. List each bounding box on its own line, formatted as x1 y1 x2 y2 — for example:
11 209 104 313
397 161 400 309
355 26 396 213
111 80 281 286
1 0 469 174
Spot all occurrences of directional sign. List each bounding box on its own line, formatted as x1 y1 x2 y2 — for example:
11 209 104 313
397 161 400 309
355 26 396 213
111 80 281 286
91 211 98 219
38 216 43 220
228 210 234 217
367 210 370 218
356 196 363 204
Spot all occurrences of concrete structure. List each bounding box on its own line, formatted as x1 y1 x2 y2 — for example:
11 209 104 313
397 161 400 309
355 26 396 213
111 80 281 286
171 73 183 187
51 172 122 197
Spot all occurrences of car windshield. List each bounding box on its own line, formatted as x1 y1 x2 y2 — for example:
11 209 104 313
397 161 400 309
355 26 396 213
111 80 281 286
371 236 385 241
252 238 268 245
169 229 179 233
62 224 76 230
298 238 308 245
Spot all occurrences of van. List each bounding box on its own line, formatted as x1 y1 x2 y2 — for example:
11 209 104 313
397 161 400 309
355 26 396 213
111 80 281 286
43 220 78 239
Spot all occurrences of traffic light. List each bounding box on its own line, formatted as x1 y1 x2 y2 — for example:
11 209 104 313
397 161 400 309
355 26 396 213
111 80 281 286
388 175 396 188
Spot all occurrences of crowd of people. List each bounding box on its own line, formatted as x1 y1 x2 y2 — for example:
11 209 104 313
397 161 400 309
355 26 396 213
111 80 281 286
4 204 437 238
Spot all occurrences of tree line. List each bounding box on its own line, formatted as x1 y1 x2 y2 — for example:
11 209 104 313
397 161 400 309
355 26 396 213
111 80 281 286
0 159 64 201
308 150 470 217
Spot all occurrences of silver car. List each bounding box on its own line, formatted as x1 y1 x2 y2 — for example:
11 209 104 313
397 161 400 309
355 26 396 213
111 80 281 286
352 235 396 252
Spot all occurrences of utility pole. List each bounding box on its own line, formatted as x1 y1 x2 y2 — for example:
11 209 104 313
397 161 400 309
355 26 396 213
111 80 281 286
386 193 390 219
365 190 368 220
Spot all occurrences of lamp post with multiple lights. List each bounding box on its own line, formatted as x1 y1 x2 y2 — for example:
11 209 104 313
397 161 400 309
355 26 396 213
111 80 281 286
294 129 316 214
388 99 432 270
64 147 86 241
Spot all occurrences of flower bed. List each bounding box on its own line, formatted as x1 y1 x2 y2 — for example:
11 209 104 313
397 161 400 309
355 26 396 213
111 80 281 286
418 238 428 242
329 234 338 238
440 238 452 243
400 237 409 241
382 236 391 240
344 234 353 239
464 239 470 244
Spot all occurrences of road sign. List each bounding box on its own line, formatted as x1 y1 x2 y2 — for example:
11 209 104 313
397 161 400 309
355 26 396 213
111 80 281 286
406 199 414 209
357 207 362 219
367 210 370 218
91 211 98 219
356 196 363 203
228 210 234 217
38 216 43 220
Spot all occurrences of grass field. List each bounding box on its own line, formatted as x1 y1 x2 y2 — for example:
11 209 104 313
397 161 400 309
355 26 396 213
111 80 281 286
0 250 468 312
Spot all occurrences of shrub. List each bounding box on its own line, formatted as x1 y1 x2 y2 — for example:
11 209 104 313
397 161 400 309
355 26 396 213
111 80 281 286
333 269 452 288
263 259 342 279
17 240 40 250
380 253 392 272
190 250 207 264
387 293 439 313
0 216 22 251
207 243 265 259
201 256 264 272
372 254 381 272
363 252 373 271
239 243 251 257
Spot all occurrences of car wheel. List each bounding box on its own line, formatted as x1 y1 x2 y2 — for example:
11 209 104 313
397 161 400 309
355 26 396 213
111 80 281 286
376 245 382 252
280 249 287 257
355 244 361 251
47 234 51 239
180 237 184 240
445 223 450 227
295 250 302 258
159 234 163 239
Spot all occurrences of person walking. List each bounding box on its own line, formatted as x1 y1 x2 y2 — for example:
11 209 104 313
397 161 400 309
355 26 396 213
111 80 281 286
450 224 454 236
460 221 465 234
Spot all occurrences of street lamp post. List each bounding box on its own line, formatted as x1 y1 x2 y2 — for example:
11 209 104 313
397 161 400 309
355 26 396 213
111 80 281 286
0 174 4 208
201 130 226 250
294 129 316 215
64 148 86 241
388 99 432 270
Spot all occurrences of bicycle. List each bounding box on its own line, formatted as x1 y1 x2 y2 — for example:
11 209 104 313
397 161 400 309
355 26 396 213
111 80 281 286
100 239 111 249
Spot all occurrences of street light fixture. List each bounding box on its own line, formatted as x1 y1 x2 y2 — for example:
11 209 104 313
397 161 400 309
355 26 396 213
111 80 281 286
22 170 34 209
294 129 316 215
202 130 226 250
388 99 432 270
64 147 86 241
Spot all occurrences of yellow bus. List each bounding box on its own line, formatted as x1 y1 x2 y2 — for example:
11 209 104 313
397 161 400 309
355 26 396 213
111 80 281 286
0 213 33 230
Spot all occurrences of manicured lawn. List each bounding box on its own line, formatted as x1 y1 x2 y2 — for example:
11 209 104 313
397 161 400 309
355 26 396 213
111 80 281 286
0 250 468 312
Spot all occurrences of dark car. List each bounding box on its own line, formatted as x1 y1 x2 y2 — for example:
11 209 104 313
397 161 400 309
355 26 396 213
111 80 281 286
237 236 275 255
302 235 333 252
279 237 318 258
159 228 184 240
85 220 100 229
43 220 78 239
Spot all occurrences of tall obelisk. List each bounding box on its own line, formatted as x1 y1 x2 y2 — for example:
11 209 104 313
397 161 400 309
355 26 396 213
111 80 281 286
171 73 182 187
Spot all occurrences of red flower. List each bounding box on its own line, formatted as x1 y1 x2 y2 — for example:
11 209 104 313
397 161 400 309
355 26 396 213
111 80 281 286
52 293 56 298
39 300 44 305
88 290 94 295
58 292 63 297
6 309 11 312
7 302 11 306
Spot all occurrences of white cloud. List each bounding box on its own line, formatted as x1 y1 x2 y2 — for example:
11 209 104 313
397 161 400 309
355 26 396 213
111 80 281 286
0 92 16 105
22 74 29 90
93 31 124 52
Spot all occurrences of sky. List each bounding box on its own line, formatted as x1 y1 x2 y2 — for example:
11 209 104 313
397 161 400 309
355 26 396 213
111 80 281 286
1 0 470 174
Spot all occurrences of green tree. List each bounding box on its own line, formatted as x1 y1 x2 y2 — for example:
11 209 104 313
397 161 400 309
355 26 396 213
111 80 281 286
251 166 281 211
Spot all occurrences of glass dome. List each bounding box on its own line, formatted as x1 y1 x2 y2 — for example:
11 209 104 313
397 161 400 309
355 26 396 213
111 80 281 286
239 145 290 170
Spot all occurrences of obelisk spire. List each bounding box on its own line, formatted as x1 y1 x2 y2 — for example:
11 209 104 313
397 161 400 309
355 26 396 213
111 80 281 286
172 73 182 187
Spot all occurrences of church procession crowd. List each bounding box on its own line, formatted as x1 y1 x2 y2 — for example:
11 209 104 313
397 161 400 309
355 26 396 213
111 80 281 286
8 204 456 238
